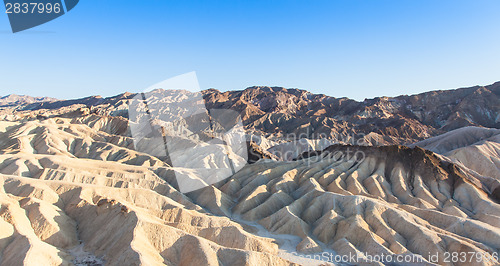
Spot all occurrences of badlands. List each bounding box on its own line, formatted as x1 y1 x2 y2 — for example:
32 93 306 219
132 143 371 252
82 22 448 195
0 82 500 265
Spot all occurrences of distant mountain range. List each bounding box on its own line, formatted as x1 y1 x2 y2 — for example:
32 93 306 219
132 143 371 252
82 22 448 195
4 81 500 144
0 94 57 107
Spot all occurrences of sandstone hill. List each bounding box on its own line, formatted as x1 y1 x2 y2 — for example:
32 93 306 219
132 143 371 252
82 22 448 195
1 115 500 265
414 126 500 179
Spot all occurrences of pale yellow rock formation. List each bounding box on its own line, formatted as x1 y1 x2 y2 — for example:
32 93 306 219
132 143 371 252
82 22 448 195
1 116 500 266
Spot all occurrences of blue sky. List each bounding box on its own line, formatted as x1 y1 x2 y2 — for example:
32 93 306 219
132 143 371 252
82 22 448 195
1 0 499 100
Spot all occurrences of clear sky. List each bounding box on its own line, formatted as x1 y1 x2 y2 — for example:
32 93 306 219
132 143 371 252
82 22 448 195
1 0 499 100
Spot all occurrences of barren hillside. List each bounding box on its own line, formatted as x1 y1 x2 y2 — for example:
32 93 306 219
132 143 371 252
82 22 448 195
1 83 500 265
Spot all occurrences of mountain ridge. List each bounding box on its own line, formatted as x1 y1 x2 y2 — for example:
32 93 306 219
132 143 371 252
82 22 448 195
4 81 498 145
0 94 57 107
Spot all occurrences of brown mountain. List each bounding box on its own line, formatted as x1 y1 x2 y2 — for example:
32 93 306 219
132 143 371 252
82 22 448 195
7 81 500 145
204 81 500 143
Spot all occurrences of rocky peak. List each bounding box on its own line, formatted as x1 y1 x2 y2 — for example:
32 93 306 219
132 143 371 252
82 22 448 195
0 94 57 107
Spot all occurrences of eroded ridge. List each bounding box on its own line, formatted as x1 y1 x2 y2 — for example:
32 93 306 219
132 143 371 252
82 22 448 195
191 145 500 265
0 118 296 265
1 109 500 265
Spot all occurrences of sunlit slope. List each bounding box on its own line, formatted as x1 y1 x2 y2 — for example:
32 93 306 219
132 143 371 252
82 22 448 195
1 90 500 265
0 118 295 265
191 145 500 265
414 126 500 178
